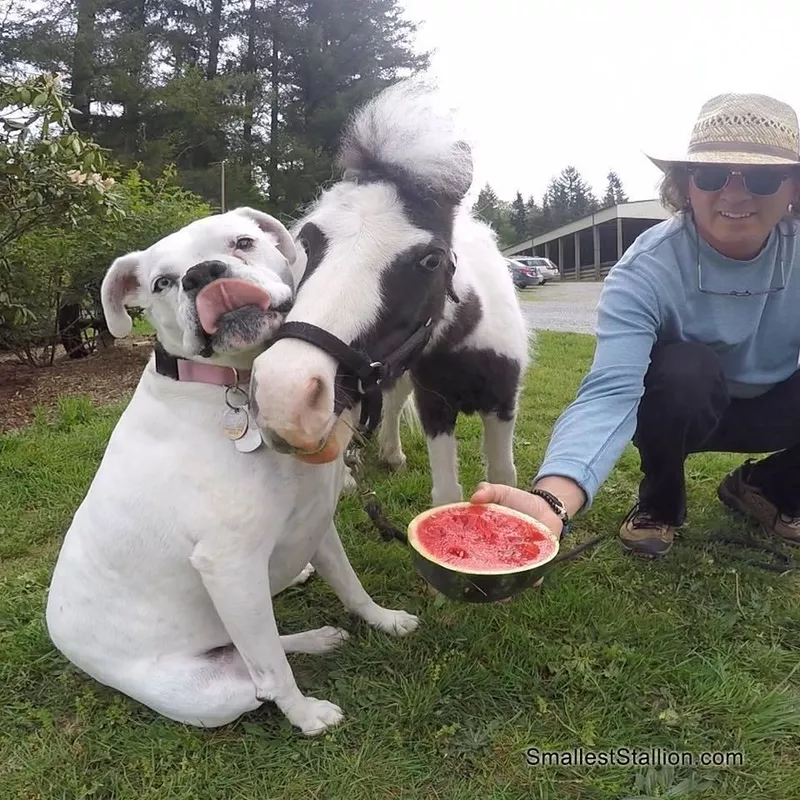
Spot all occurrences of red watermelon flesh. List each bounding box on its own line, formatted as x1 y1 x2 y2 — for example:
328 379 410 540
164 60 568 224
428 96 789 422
408 503 558 574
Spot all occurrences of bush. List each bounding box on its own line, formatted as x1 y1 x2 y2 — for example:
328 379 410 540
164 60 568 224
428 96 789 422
0 73 122 363
67 166 213 321
3 167 211 365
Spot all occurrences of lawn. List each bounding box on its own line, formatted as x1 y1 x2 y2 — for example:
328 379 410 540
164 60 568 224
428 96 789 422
1 331 799 800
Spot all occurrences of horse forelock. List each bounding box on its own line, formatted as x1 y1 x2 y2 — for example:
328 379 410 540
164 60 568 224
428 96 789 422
336 79 474 208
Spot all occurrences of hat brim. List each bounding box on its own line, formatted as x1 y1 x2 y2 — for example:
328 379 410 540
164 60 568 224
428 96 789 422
646 151 800 172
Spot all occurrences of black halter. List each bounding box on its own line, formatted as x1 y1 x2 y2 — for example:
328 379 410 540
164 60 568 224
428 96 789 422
268 317 434 439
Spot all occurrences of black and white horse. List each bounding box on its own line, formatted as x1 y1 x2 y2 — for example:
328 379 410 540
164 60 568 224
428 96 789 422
250 81 530 505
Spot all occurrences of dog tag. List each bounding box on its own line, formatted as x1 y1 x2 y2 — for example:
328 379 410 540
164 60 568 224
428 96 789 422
223 407 248 441
234 411 263 453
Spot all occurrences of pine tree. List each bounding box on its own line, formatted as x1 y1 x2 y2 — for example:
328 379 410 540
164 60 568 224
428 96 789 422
541 166 599 228
510 191 528 242
602 170 628 208
472 183 516 247
525 194 544 236
473 183 500 220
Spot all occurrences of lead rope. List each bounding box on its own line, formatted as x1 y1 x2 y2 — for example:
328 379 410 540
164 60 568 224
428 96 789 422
343 445 407 543
678 531 800 573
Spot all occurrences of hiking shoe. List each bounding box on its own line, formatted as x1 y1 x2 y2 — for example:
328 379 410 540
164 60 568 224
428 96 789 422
717 460 800 546
619 504 676 558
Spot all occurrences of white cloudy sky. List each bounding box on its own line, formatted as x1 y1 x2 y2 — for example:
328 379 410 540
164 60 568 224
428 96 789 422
400 0 800 206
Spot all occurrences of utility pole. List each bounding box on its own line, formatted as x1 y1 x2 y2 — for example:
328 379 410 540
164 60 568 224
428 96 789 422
220 159 226 212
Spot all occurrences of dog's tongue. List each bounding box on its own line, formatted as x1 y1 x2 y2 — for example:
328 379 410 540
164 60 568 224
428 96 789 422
195 279 272 334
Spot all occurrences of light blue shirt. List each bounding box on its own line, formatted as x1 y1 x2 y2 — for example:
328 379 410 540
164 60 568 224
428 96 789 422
535 213 800 509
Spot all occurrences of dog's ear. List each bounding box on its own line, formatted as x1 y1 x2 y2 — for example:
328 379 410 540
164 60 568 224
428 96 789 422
232 207 297 265
101 251 142 338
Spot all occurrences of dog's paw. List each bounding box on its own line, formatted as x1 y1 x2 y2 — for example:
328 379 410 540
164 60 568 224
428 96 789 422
289 697 345 737
281 626 349 655
302 626 350 654
288 563 315 587
366 608 420 636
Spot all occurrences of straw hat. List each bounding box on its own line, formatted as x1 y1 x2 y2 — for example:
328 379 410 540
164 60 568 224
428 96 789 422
647 93 800 171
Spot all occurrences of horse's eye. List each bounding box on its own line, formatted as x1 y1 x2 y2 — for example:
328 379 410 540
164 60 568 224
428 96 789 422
419 252 445 271
236 236 255 250
152 276 174 293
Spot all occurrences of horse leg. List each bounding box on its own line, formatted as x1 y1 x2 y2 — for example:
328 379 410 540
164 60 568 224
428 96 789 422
481 411 517 487
411 383 461 506
378 373 415 471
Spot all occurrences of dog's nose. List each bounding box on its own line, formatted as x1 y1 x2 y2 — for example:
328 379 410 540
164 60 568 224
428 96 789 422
182 261 228 292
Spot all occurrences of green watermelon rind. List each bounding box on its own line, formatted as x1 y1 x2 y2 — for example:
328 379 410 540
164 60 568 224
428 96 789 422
412 552 554 603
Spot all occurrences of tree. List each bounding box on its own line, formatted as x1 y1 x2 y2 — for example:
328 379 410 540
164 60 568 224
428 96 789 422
510 191 528 242
541 175 570 230
472 183 502 229
274 0 429 211
472 183 516 248
541 166 599 229
524 195 545 236
602 170 628 208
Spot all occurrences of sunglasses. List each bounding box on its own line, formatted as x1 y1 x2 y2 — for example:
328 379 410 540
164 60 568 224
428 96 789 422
688 165 791 196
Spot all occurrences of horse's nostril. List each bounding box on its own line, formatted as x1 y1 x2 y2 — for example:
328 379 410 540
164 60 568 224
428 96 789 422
306 377 325 410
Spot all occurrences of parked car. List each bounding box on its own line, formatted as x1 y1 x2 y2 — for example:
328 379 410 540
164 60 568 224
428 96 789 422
510 256 559 282
505 258 545 289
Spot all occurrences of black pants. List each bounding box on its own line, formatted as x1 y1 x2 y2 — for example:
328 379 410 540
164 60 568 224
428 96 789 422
633 342 800 525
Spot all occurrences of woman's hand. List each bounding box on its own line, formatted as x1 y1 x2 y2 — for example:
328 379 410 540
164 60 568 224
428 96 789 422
469 482 565 538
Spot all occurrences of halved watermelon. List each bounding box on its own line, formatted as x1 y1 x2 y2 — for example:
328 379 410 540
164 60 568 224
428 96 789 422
406 502 559 603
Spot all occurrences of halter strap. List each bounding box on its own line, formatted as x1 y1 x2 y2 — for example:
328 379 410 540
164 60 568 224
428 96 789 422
268 318 433 437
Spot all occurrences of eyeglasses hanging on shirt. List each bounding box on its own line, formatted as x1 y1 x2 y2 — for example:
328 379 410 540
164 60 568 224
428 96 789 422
693 217 788 297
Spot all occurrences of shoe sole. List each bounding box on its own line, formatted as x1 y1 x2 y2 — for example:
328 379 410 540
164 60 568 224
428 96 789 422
717 478 800 547
620 539 673 559
717 478 751 519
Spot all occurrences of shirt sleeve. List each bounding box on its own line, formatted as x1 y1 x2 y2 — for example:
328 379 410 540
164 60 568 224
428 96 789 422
533 259 662 509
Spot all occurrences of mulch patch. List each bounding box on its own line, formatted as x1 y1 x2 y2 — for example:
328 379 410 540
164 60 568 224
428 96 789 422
0 337 155 432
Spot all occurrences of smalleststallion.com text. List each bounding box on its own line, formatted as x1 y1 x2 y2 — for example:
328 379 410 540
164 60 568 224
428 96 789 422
525 747 744 768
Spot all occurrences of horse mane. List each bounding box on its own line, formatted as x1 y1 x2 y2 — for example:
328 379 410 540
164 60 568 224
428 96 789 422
336 79 474 205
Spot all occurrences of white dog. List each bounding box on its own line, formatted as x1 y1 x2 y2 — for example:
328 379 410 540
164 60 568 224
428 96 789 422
45 207 418 736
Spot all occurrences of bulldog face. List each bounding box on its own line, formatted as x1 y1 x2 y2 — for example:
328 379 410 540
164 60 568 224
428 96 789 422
101 207 296 363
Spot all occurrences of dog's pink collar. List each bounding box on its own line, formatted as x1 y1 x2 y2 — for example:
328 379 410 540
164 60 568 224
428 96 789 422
154 344 251 386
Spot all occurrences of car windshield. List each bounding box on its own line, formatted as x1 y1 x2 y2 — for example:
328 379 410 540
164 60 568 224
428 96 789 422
515 257 544 265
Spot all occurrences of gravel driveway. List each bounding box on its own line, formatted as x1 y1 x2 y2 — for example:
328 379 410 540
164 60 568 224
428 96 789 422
518 281 603 335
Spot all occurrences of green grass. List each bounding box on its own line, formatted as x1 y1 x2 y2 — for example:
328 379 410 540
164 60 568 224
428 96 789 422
131 315 156 336
2 331 800 799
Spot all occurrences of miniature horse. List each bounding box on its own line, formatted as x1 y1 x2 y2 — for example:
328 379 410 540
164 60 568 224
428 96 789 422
249 80 530 505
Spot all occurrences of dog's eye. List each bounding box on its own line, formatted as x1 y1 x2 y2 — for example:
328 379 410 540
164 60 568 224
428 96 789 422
152 276 174 293
419 251 446 271
236 236 255 251
298 237 309 255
